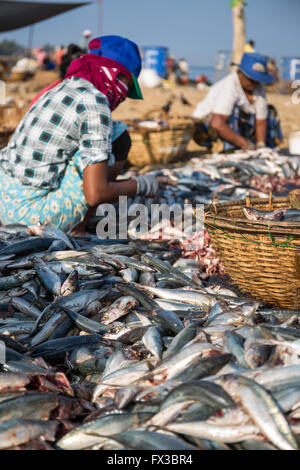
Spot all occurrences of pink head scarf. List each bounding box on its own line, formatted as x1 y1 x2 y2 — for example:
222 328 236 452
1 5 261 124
65 53 131 111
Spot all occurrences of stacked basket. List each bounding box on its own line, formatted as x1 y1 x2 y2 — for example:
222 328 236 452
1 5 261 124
0 127 15 149
205 196 300 308
125 115 195 167
0 103 25 149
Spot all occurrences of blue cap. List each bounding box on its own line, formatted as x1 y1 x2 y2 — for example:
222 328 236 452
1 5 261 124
238 53 275 84
89 35 143 99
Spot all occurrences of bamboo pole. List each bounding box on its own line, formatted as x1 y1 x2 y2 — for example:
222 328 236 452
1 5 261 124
231 0 247 70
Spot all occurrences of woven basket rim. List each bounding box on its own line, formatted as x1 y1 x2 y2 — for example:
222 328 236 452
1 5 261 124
205 196 300 237
124 118 194 133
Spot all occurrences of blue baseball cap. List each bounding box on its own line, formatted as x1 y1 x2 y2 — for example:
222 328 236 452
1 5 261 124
238 53 275 84
89 35 143 100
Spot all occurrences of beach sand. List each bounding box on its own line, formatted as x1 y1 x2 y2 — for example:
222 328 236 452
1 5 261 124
113 83 300 153
2 70 300 153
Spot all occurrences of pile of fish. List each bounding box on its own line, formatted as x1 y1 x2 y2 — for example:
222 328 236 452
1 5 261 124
1 223 300 450
250 175 300 196
122 147 300 204
243 207 300 222
180 230 225 277
100 147 299 274
184 147 300 185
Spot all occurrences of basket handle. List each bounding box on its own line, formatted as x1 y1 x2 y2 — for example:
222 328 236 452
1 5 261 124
141 107 169 121
268 191 273 210
123 119 151 138
212 194 220 214
245 196 251 207
123 107 168 133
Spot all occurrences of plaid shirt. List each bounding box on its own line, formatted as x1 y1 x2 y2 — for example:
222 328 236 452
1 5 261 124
0 77 114 189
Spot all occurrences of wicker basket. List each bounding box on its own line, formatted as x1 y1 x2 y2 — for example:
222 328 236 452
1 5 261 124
7 71 32 82
205 196 300 308
0 127 14 149
0 104 25 149
125 111 194 166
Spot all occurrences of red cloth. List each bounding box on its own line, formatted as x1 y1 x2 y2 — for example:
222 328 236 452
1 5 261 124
28 79 62 110
65 53 131 111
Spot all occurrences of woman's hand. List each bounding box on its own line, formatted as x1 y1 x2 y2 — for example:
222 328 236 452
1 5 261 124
83 161 137 207
133 174 159 197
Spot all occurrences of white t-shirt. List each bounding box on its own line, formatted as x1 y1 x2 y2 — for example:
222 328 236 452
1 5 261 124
193 71 268 122
179 60 189 74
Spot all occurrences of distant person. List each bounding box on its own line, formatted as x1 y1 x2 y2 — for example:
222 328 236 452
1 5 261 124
166 55 178 84
178 58 189 85
36 48 47 68
244 40 256 53
43 56 55 71
80 29 92 53
56 46 65 68
60 44 84 78
28 44 84 108
196 75 211 87
192 53 283 152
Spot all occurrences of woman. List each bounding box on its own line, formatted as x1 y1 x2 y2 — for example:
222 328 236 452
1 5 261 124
0 35 158 234
59 44 84 79
192 53 282 153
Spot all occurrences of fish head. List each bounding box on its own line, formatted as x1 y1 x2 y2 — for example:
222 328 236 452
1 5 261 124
266 209 284 221
243 207 258 220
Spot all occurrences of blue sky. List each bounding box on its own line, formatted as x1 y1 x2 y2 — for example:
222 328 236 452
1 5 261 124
0 0 299 66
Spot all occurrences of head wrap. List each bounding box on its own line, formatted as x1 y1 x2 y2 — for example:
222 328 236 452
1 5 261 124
65 53 131 110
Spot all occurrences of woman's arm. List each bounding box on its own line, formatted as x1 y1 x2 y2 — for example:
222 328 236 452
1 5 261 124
83 161 137 207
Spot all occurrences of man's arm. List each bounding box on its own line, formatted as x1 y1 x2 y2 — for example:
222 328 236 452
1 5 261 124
256 119 267 146
210 114 249 149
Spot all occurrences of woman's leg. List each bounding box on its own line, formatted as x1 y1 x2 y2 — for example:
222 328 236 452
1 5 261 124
0 160 88 231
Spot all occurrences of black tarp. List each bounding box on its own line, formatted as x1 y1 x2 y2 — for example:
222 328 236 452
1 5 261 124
0 0 90 32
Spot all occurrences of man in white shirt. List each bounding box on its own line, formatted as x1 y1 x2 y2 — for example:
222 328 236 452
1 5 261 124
178 58 190 85
193 53 282 152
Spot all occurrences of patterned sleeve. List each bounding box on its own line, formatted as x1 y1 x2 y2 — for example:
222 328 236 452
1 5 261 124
76 93 114 170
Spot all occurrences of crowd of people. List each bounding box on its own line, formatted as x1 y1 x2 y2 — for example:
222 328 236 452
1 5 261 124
166 55 190 85
32 44 85 77
31 31 94 75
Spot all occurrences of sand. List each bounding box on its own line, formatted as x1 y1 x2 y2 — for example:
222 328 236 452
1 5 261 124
1 70 300 153
113 83 300 152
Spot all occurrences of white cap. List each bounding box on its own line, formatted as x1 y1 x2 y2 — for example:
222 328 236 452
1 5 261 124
83 29 92 38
